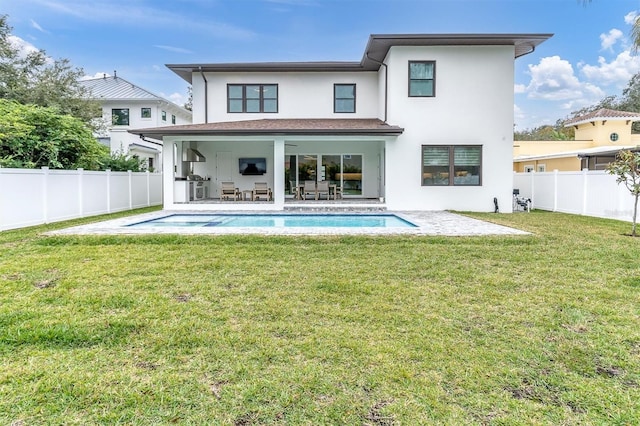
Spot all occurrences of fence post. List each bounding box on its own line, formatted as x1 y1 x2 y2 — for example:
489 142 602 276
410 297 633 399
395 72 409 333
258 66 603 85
146 170 151 206
128 170 133 209
582 168 588 216
78 168 84 218
530 170 535 208
553 169 559 212
42 166 49 224
106 169 111 213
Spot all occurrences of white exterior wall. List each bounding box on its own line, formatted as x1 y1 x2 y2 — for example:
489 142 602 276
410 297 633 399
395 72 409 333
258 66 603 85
384 45 516 212
177 43 520 212
102 100 191 171
192 71 379 123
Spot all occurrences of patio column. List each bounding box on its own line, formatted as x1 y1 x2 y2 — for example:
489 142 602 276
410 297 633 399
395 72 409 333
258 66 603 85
273 137 285 209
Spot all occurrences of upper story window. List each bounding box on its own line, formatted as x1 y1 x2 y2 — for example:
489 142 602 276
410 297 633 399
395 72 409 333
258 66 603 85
171 114 176 124
161 110 167 121
228 84 278 113
422 145 481 186
409 61 435 97
334 84 356 113
141 107 151 118
112 108 129 126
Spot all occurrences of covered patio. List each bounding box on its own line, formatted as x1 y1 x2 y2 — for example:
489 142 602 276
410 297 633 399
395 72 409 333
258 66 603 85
131 118 403 211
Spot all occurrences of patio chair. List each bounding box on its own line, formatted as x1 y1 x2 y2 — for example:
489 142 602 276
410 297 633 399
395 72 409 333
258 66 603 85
289 180 300 200
253 182 272 201
302 180 316 200
220 181 239 201
316 180 330 200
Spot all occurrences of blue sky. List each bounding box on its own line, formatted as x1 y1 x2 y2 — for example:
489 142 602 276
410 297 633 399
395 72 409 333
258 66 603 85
3 0 640 130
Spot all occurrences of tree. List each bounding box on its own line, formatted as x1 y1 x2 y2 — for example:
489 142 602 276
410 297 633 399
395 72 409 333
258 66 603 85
99 149 148 172
606 150 640 236
0 99 107 169
0 15 101 129
514 120 574 141
183 86 193 111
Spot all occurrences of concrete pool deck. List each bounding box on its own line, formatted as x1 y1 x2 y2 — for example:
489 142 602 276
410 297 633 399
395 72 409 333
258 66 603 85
47 210 530 236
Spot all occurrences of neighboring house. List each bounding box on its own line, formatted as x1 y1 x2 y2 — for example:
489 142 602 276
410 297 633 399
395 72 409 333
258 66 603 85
513 108 640 172
131 33 551 211
79 74 192 171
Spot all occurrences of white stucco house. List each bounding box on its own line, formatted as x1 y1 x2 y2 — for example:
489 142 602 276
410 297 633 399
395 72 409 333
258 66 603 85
131 33 551 211
79 74 192 171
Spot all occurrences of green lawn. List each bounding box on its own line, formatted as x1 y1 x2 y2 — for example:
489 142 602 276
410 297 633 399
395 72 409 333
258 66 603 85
1 208 639 425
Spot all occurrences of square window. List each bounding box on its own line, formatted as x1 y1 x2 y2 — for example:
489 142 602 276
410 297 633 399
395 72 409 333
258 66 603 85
409 61 435 97
334 84 356 113
141 107 151 118
112 108 129 125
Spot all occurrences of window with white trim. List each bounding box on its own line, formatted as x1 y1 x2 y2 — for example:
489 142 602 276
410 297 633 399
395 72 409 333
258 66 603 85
112 108 129 125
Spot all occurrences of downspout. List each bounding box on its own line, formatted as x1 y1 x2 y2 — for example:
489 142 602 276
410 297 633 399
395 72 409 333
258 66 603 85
515 45 535 58
365 53 388 123
198 66 208 123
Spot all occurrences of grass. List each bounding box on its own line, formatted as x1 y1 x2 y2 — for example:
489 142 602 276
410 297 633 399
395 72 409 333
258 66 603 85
1 208 639 424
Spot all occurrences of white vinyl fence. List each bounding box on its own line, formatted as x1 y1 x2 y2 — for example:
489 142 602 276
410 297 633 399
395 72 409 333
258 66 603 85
0 167 162 231
514 170 635 222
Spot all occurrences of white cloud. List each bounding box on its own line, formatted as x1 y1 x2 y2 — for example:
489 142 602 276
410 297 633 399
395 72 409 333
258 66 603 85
80 72 111 80
514 83 526 94
30 19 47 33
154 45 194 54
8 35 44 59
519 55 607 123
600 28 623 51
30 0 256 40
580 50 640 88
525 56 594 101
161 92 188 107
624 11 638 25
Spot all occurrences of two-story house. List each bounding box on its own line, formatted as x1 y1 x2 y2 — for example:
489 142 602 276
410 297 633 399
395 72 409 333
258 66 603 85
80 74 192 171
132 33 551 211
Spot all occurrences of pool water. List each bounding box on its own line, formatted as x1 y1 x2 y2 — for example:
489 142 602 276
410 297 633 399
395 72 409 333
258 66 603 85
128 214 417 228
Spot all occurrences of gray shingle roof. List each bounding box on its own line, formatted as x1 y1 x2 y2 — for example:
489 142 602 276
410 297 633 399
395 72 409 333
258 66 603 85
130 118 404 138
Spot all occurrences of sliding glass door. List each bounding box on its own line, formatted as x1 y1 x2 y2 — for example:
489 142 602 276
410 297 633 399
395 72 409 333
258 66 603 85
323 155 362 196
285 153 363 198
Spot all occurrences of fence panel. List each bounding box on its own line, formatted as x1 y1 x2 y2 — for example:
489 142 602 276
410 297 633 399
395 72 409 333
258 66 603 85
515 170 636 222
0 168 162 231
48 170 81 222
83 171 109 216
555 172 584 215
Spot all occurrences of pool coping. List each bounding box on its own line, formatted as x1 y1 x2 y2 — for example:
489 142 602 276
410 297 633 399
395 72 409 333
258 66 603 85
46 210 530 236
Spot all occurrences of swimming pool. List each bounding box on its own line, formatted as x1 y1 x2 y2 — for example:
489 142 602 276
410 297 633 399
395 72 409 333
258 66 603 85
127 213 417 228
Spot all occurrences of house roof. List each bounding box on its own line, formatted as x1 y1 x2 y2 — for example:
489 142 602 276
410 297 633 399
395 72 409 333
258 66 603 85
564 108 640 127
79 75 192 116
514 144 640 162
129 118 404 138
168 33 553 83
